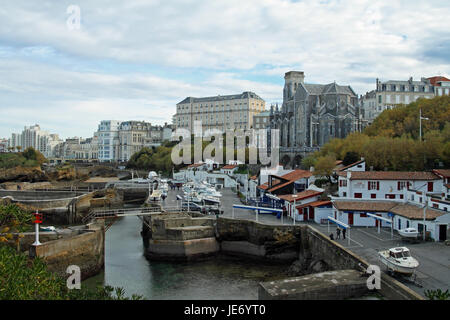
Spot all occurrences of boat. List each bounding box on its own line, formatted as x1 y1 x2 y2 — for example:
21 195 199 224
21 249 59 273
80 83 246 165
378 247 419 275
148 189 162 202
40 226 56 232
398 227 420 238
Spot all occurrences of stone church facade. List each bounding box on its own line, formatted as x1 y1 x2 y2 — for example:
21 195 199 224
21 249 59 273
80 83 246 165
270 71 364 168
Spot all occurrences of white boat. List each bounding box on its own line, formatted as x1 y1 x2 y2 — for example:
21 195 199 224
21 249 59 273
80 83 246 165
148 189 162 202
398 227 419 238
378 247 419 275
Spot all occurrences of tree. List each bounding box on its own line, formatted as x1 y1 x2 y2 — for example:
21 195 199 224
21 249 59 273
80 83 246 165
314 155 336 183
343 151 360 166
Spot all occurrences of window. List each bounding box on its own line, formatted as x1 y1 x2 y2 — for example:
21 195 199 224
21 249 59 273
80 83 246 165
385 194 395 199
398 181 407 190
368 181 379 190
371 194 376 199
360 213 367 218
354 193 362 198
427 182 433 192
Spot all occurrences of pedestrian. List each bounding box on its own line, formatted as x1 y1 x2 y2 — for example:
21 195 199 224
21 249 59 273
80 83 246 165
336 227 341 239
329 233 334 240
342 228 346 240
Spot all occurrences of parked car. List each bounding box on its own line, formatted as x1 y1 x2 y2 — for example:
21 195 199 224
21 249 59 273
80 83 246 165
201 204 224 215
181 202 203 212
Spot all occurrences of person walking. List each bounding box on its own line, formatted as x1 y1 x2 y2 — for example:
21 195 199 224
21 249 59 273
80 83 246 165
336 227 341 239
342 228 346 240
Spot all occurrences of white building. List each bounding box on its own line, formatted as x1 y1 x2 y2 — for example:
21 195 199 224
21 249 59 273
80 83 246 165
332 169 450 241
96 120 174 162
97 120 121 162
8 125 62 158
337 171 442 201
278 187 325 222
175 91 266 132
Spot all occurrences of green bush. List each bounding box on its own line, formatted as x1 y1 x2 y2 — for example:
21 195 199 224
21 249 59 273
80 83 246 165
0 246 144 300
0 147 46 169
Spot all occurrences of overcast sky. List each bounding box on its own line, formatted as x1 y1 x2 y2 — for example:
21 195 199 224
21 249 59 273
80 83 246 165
1 0 449 139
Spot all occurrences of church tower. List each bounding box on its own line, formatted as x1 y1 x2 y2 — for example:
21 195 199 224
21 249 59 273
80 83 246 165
283 71 305 101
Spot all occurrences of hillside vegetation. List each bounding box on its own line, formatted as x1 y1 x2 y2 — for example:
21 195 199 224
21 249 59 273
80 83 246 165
0 147 47 169
303 95 450 172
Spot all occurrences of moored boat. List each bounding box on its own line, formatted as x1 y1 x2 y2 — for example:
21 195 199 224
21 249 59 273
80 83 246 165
398 227 419 238
378 247 419 275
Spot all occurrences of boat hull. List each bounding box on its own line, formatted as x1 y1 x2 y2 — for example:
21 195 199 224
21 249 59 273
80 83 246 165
378 251 419 275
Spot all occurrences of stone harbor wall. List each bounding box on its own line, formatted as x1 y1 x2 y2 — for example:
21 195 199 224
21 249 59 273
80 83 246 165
216 217 303 262
29 221 105 280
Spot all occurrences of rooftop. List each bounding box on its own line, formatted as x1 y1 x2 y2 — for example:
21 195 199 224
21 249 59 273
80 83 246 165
278 190 323 203
347 171 440 181
178 92 264 104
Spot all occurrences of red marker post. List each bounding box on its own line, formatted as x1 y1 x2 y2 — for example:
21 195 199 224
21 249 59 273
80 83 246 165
32 211 43 246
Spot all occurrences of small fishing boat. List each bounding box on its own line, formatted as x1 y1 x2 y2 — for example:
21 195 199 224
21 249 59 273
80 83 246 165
398 227 419 238
378 247 419 275
148 189 162 202
40 226 56 232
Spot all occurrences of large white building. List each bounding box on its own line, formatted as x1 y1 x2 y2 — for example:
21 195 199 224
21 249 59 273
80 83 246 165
8 124 62 158
175 91 266 132
96 120 174 162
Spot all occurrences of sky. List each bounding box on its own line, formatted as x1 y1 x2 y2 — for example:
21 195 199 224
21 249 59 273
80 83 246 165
1 0 449 140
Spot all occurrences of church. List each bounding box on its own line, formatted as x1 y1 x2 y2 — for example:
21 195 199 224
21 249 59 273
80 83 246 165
270 71 364 167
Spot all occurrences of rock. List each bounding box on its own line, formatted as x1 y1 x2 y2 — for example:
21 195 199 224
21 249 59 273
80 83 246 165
308 259 330 274
0 166 47 183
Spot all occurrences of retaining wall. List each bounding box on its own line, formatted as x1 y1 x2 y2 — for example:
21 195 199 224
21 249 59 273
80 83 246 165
29 222 105 280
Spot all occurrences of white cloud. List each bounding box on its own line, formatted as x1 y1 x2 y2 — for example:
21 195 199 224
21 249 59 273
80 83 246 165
0 0 449 138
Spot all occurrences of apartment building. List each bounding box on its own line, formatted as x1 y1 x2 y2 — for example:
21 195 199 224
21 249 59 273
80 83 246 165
8 124 62 158
175 91 266 132
96 120 174 162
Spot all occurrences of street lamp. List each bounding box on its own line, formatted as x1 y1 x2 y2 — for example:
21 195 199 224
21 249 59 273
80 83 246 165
419 108 429 141
292 194 298 226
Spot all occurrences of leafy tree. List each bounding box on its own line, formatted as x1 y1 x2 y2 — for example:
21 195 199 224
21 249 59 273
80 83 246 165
343 151 360 166
314 155 336 183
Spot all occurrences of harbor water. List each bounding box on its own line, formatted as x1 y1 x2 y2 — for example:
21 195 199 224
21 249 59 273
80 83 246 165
83 214 289 300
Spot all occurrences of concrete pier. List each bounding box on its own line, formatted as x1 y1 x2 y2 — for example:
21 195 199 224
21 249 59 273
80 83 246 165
258 269 369 300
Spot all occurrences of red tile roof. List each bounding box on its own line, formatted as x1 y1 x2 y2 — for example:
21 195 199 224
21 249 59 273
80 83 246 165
348 171 440 181
222 164 238 169
280 170 313 181
332 201 398 212
433 169 450 178
427 76 450 86
332 200 447 220
338 159 365 172
390 203 445 220
188 163 205 168
258 169 312 192
258 182 269 190
278 190 323 202
296 200 331 210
